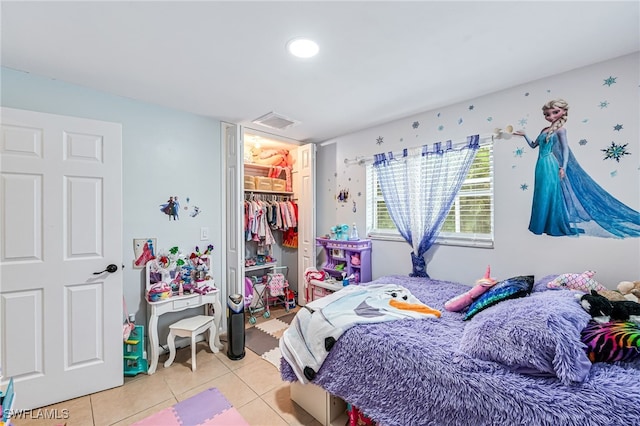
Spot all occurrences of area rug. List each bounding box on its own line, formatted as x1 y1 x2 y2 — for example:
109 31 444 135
132 387 248 426
245 313 296 370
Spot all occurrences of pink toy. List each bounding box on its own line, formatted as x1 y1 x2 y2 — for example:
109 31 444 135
444 265 498 312
546 270 607 293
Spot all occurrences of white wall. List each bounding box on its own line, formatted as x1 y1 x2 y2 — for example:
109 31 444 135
1 67 223 340
318 53 640 288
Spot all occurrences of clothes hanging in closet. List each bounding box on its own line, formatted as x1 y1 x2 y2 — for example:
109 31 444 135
244 196 298 247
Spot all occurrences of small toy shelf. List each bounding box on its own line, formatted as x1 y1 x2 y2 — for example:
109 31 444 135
124 325 148 376
316 238 372 284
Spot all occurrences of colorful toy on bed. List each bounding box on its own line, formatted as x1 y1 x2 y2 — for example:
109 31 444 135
546 270 607 293
444 265 497 312
581 320 640 363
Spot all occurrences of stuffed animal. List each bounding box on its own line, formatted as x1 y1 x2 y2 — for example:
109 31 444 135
597 289 628 302
249 147 294 168
578 290 640 324
547 270 626 301
444 265 497 312
617 281 640 303
547 270 608 293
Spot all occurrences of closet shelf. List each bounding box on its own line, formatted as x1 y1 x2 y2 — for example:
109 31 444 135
244 163 289 176
245 262 278 272
244 189 294 195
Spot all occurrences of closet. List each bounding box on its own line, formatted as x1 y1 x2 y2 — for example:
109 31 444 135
242 133 299 291
224 123 316 323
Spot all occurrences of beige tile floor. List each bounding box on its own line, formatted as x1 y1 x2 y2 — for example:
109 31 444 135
11 307 322 426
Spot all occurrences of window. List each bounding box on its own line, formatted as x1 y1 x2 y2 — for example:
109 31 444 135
366 141 494 248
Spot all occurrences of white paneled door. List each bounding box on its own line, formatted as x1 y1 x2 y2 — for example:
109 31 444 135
223 122 243 326
295 143 315 306
0 108 123 409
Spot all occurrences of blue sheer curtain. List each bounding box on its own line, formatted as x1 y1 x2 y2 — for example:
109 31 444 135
373 135 480 277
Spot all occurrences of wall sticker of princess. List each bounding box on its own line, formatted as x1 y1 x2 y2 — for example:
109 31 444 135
514 98 639 238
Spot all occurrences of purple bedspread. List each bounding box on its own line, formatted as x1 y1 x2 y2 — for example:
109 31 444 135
281 275 640 426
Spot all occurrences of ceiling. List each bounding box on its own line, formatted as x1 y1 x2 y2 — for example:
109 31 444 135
2 1 638 144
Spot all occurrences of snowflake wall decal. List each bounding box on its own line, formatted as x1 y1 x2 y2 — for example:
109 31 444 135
376 136 384 145
518 118 528 127
468 105 474 111
613 124 623 131
487 117 493 122
603 76 617 87
598 100 609 109
601 142 630 162
520 183 529 191
458 118 463 125
438 125 444 131
578 139 588 146
412 121 420 129
524 92 530 96
610 170 618 178
514 147 525 157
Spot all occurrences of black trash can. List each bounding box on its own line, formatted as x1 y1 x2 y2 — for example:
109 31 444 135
227 293 245 360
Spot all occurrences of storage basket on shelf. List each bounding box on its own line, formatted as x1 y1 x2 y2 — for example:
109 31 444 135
271 178 286 192
254 176 273 191
244 175 256 190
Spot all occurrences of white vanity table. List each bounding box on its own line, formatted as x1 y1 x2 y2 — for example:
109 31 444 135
146 287 223 374
144 259 223 375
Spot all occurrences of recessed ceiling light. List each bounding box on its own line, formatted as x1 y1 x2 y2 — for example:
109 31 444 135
287 38 319 58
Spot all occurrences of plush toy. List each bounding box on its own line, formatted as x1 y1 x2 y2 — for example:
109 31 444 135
444 265 497 312
578 290 640 324
547 270 608 293
597 289 628 302
249 147 294 168
617 281 640 303
547 271 627 301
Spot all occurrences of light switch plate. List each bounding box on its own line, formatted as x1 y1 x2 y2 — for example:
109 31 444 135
200 227 210 241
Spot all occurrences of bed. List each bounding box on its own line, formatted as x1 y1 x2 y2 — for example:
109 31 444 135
281 275 640 426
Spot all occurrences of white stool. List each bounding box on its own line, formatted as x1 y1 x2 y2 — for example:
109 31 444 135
164 315 214 372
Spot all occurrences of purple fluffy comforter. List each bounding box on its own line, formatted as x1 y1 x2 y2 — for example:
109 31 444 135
281 275 640 426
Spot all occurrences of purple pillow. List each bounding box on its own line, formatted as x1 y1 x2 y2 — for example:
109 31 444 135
581 320 640 363
458 289 592 384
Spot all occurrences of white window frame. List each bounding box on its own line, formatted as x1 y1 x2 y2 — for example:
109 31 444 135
365 140 494 248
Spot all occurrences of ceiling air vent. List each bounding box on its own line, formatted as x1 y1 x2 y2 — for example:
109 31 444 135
251 112 299 130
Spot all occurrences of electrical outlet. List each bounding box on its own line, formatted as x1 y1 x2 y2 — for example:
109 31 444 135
200 227 210 241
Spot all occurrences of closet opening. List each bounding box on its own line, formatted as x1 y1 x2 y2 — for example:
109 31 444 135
242 130 301 306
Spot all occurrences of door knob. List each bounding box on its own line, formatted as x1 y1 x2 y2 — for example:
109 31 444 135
93 264 118 275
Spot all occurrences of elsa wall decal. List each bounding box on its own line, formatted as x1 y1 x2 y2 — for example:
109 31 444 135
514 99 639 238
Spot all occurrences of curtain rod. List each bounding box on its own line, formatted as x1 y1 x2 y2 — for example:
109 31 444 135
343 133 494 166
